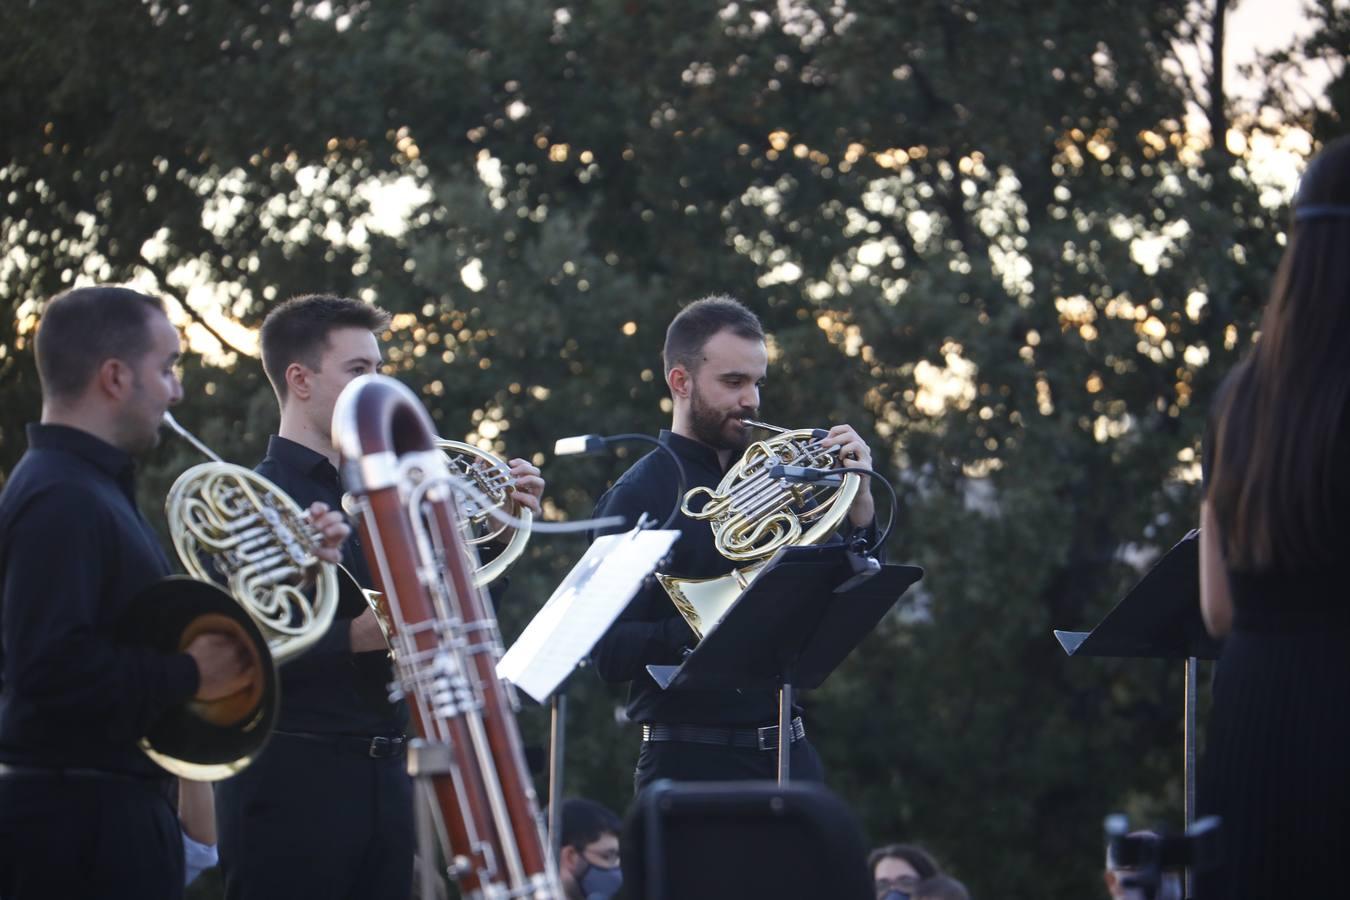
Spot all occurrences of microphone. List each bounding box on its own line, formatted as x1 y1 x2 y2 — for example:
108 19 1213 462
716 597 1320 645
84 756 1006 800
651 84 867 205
768 464 844 485
553 433 688 531
552 434 607 457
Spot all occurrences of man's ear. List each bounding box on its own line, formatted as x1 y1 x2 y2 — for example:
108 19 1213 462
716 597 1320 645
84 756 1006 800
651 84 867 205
667 365 691 400
559 844 580 873
96 357 133 401
285 362 312 402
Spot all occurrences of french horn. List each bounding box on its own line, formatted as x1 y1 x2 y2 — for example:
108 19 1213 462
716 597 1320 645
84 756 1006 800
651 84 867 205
656 420 860 639
162 412 341 664
434 438 532 587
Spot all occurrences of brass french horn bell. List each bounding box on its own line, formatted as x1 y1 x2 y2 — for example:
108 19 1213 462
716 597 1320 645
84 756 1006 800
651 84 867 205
118 576 278 781
656 420 860 639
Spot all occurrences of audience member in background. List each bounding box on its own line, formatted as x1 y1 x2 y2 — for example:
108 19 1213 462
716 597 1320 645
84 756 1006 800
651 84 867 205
559 797 623 900
1103 830 1181 900
869 843 941 900
913 874 971 900
178 779 218 885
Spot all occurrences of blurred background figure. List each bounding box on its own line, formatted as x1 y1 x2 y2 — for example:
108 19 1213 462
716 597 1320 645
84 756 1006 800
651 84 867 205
869 843 941 900
178 779 219 886
1103 830 1182 900
559 797 623 900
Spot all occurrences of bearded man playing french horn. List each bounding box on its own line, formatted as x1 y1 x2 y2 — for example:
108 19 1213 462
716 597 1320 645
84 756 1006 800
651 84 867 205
212 294 545 900
590 295 878 792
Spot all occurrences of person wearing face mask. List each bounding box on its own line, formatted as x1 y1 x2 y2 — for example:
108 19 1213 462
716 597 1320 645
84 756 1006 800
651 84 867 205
869 844 941 900
559 798 623 900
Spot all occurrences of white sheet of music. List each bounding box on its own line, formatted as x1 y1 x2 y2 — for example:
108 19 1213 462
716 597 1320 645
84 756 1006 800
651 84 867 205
496 527 680 704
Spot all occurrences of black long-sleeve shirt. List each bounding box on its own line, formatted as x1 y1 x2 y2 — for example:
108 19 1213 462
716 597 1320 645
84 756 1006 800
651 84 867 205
254 436 406 735
0 424 200 776
589 429 877 726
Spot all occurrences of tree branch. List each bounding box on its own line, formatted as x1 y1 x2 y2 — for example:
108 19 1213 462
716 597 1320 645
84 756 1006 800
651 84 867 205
137 253 254 359
1209 0 1230 152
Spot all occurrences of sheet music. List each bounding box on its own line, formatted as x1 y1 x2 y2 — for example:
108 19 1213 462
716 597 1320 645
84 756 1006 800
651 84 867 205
496 527 680 703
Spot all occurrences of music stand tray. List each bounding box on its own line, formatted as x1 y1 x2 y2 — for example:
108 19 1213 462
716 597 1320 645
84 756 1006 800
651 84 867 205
497 526 680 703
1054 530 1219 662
647 544 923 783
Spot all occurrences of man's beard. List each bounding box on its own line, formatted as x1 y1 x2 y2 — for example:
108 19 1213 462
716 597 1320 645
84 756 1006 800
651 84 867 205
689 386 752 453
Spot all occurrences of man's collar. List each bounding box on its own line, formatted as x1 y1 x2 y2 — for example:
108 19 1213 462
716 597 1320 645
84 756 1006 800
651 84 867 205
26 422 134 481
266 434 337 480
659 429 725 472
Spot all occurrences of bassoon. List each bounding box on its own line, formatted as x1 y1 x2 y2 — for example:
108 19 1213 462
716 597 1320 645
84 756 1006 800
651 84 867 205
332 374 559 899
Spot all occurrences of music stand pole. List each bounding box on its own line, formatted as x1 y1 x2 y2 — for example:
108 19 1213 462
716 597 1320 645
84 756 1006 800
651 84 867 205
548 689 567 859
1184 654 1198 897
777 670 793 785
415 777 436 900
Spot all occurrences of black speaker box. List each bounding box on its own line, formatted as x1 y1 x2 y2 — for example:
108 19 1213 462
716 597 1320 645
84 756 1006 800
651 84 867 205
621 780 873 900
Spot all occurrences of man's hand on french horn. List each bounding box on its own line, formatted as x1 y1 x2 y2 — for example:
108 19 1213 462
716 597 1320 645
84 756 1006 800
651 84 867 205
819 424 875 528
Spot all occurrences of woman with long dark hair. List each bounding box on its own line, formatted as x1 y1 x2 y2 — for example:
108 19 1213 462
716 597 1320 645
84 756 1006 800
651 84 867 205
1197 136 1350 898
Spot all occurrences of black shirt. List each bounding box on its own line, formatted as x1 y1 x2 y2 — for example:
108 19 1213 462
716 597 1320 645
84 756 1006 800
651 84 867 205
589 430 877 726
255 435 405 735
0 424 200 776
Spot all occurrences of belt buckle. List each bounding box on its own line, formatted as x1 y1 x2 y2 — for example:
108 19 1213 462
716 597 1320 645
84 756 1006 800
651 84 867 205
756 725 779 751
369 736 395 758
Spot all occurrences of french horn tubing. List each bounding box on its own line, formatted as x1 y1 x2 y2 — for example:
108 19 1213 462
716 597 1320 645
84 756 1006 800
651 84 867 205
360 438 534 656
656 419 860 639
434 438 532 587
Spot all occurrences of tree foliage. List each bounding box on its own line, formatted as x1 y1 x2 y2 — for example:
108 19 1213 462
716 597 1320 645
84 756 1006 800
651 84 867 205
1 1 1338 896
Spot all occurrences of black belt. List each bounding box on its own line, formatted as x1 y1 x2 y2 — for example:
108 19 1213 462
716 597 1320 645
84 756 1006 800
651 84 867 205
641 717 806 751
275 730 409 759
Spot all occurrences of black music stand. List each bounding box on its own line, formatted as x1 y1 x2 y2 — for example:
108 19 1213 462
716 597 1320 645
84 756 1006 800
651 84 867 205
647 544 923 783
1053 530 1220 899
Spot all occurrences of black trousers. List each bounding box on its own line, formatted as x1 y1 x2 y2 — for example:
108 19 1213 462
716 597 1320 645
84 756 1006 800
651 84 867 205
634 737 824 793
0 773 184 900
215 732 414 900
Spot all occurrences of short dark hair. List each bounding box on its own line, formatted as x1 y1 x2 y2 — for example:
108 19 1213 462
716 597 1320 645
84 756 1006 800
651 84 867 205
560 798 621 850
868 843 941 881
260 294 392 403
914 874 970 900
34 286 166 402
662 294 764 375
